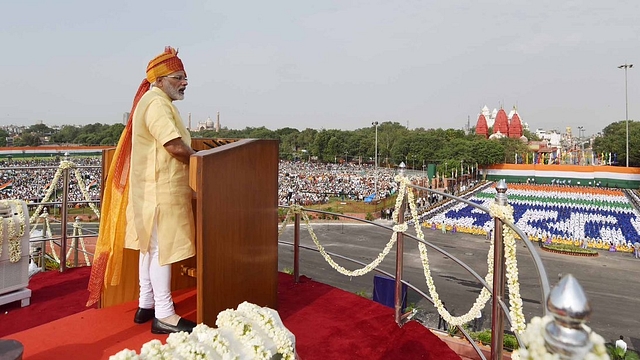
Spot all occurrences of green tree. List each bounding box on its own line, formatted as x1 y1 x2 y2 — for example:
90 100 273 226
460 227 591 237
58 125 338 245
15 133 42 146
593 121 639 166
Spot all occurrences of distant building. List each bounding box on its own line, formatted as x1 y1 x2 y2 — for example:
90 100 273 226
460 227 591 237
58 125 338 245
535 129 564 147
122 112 130 125
195 112 221 132
475 105 527 140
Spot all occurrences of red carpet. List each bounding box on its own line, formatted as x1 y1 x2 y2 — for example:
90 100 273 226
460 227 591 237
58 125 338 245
0 267 95 337
1 268 460 359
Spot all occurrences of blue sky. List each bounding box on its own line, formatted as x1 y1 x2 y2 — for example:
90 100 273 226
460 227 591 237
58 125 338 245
2 0 639 135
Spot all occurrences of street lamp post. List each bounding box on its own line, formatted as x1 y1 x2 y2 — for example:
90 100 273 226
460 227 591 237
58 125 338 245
618 63 633 167
577 126 584 165
372 121 379 199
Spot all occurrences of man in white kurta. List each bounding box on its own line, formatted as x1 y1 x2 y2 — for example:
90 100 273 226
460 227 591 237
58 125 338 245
124 47 197 334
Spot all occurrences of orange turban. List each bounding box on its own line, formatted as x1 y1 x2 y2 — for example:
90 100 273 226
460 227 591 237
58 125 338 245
146 46 186 83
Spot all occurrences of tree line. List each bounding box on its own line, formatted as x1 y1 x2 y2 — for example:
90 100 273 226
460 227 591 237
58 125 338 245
4 119 638 170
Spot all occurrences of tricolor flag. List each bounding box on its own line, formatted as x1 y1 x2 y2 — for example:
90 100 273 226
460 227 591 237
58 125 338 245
86 180 98 191
0 181 12 191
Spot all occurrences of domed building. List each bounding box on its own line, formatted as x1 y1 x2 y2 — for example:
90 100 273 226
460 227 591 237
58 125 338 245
474 105 526 139
195 113 221 132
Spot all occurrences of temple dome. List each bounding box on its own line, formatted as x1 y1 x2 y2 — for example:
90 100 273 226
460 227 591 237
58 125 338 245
475 114 489 138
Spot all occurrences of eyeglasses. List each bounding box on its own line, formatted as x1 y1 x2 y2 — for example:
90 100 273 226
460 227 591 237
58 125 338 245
164 75 188 82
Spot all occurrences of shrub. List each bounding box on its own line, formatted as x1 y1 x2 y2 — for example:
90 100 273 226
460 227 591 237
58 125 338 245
365 212 374 221
469 330 519 350
543 243 598 255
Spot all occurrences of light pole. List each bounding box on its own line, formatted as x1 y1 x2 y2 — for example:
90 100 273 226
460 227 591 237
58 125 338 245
372 121 379 199
619 63 633 167
577 126 584 165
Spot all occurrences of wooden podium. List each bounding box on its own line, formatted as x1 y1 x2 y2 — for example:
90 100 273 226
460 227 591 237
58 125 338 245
99 138 279 327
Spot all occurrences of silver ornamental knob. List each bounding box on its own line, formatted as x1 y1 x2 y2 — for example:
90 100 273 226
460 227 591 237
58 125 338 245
543 274 593 359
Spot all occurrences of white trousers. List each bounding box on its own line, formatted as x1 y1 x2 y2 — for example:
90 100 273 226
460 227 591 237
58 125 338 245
138 220 175 319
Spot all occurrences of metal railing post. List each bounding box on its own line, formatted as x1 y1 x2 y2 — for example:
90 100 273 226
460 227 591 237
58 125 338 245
59 165 69 272
491 179 508 360
294 211 301 283
544 274 593 359
73 216 81 268
395 163 406 325
59 157 70 272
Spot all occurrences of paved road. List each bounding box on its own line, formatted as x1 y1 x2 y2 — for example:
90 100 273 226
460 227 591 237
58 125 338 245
277 220 640 350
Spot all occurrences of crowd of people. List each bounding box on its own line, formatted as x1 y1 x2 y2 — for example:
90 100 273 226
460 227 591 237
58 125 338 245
4 157 640 252
278 160 401 206
0 157 102 205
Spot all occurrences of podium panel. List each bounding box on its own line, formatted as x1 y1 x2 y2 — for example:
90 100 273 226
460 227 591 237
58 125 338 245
190 139 279 326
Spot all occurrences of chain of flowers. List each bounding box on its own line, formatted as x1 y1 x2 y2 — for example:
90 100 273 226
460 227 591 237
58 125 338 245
510 316 608 360
398 174 527 332
292 204 399 277
68 221 91 266
216 309 272 360
73 168 100 218
489 202 526 333
29 160 101 224
2 200 27 263
236 302 295 360
277 206 297 237
28 210 58 262
397 174 495 327
29 162 68 224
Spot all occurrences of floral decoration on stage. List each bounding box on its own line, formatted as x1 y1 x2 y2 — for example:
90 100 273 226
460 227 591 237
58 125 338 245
29 160 100 224
110 302 296 360
26 159 100 265
0 200 27 263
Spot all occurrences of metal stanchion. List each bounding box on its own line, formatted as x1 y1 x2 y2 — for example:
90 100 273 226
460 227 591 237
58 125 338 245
59 159 70 272
491 179 507 360
294 211 300 283
394 163 406 325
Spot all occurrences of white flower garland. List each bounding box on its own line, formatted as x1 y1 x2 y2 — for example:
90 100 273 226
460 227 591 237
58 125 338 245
276 175 526 332
511 316 608 360
29 161 69 224
235 302 295 360
30 160 101 224
68 220 91 266
489 202 526 333
398 175 527 332
396 175 495 327
110 303 295 360
288 204 399 277
29 210 59 263
0 200 27 263
73 168 101 218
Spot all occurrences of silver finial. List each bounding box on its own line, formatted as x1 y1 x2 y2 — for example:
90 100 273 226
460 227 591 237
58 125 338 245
543 274 593 359
398 162 406 175
494 179 508 205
